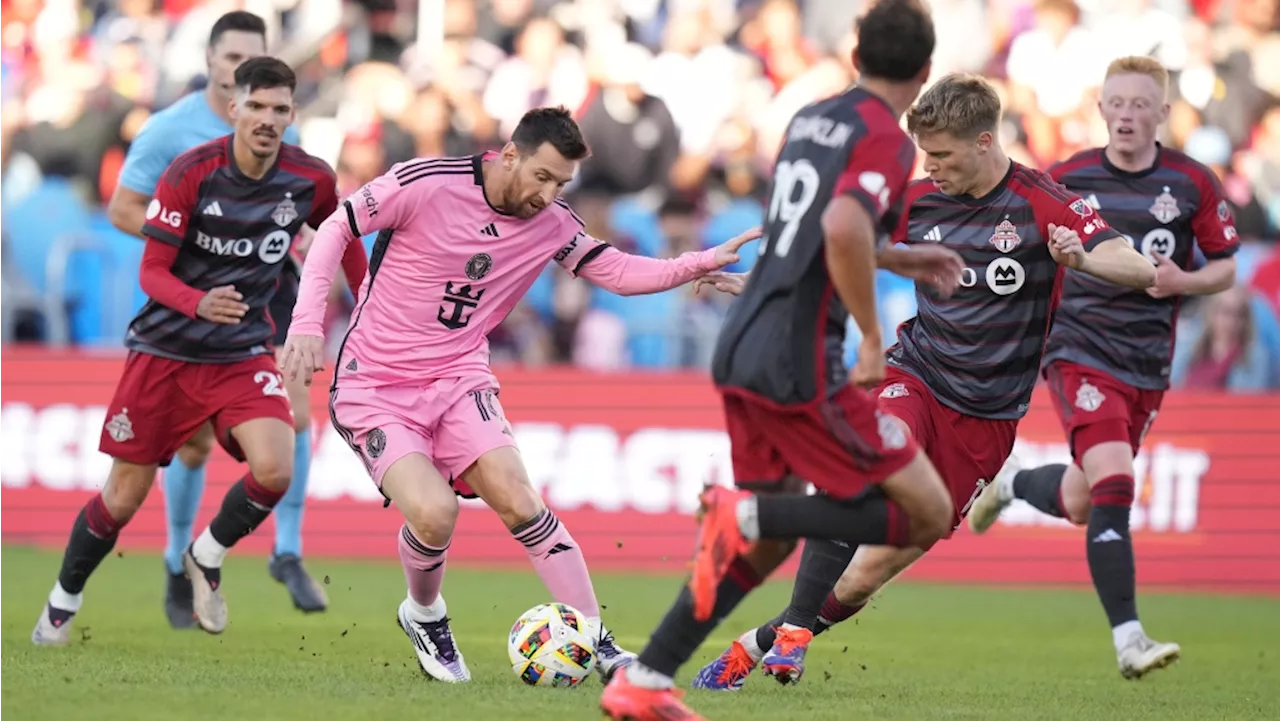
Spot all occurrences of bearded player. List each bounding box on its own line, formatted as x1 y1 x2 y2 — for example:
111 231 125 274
687 72 1156 694
32 58 367 644
967 56 1238 679
281 106 761 684
107 11 328 621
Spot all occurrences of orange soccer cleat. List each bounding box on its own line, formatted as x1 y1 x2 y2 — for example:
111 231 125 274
688 486 751 622
600 668 708 721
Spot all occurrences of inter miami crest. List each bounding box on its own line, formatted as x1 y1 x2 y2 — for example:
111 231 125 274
465 253 493 281
366 428 386 459
1149 187 1181 224
272 193 299 227
989 217 1022 253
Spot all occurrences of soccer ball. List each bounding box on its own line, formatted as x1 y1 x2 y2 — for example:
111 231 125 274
508 602 597 687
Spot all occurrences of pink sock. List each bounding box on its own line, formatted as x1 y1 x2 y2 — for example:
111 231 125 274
398 525 448 608
512 509 600 618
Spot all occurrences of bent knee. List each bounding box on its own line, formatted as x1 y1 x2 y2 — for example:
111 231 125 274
403 496 460 544
833 569 879 605
911 492 954 548
249 459 294 492
177 440 212 468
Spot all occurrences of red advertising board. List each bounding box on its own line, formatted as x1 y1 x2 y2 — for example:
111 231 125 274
2 348 1277 595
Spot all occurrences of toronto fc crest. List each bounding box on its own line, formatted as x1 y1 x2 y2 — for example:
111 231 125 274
1149 187 1181 224
989 217 1022 253
105 408 134 442
272 193 299 227
1074 381 1105 413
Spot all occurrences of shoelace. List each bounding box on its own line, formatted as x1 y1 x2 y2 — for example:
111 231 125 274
714 643 755 685
417 616 458 663
772 627 814 656
597 628 622 658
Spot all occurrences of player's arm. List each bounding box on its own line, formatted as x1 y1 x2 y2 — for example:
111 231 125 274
305 169 369 296
1149 178 1240 299
108 116 172 237
1041 188 1155 289
139 159 247 323
557 224 761 296
875 182 964 297
823 196 882 349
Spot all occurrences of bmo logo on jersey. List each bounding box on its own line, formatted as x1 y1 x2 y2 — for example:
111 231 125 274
1140 229 1176 263
957 258 1026 295
195 229 292 263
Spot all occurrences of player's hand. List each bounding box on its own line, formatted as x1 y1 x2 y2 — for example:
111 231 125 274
281 333 326 386
1047 223 1085 269
196 285 248 324
852 335 886 389
901 246 965 298
693 271 747 296
1146 253 1187 299
711 227 764 269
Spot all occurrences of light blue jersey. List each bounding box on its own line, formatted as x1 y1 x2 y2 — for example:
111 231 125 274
118 91 301 196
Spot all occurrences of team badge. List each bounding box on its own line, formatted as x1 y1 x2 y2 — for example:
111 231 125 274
272 193 299 227
1069 199 1094 217
1217 200 1231 222
879 383 909 399
105 409 134 442
366 428 386 459
989 217 1022 253
1074 381 1105 413
1149 187 1181 224
465 253 493 281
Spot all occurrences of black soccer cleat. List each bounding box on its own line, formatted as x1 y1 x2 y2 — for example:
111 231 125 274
164 567 197 629
268 553 328 612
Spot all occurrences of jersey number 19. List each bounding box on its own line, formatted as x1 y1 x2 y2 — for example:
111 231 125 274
760 159 820 259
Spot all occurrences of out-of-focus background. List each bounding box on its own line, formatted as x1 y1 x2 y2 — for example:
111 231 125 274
3 0 1280 388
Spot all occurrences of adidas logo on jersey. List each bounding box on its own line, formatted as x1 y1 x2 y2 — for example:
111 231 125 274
924 226 942 242
203 201 224 216
480 223 499 237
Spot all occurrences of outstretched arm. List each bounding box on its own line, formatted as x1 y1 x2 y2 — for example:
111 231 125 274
563 227 761 296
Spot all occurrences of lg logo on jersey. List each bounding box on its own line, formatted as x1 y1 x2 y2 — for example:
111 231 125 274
956 258 1026 295
195 229 292 263
146 199 183 229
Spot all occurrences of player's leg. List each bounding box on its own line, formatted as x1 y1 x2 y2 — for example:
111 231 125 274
160 421 214 629
601 396 801 718
450 411 639 680
331 385 470 682
267 346 327 612
969 458 1090 531
181 357 295 634
35 352 194 645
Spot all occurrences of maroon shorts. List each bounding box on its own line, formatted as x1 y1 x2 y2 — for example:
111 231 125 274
99 352 294 466
1045 360 1163 463
720 384 919 501
875 368 1018 533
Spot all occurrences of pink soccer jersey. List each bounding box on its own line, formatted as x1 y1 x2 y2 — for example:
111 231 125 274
292 154 722 388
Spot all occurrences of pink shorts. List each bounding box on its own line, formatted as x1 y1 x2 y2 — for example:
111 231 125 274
328 376 516 498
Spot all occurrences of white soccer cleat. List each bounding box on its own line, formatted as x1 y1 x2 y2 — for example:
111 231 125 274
1117 631 1180 679
397 599 471 683
31 604 74 646
593 624 637 683
183 550 228 634
968 454 1022 534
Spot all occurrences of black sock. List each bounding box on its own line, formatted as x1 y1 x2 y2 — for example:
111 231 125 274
1011 464 1068 517
1087 475 1138 628
781 539 857 629
637 556 766 677
756 586 866 651
757 493 910 547
56 494 124 598
208 474 285 549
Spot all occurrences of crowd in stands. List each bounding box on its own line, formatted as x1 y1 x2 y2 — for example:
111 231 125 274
3 0 1279 390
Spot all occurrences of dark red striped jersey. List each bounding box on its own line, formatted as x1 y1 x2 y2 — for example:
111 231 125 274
1041 146 1239 389
129 135 339 362
711 86 917 405
886 162 1123 419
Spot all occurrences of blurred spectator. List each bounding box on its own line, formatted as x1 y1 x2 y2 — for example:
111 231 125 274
1173 285 1280 390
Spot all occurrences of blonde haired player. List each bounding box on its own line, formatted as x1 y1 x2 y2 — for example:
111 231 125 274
967 55 1238 678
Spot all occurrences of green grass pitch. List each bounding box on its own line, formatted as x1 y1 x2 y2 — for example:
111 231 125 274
3 545 1277 720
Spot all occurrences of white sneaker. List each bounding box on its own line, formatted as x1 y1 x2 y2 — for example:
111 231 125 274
397 599 471 682
1117 631 1180 679
32 604 74 646
183 549 227 634
968 454 1022 534
593 624 637 683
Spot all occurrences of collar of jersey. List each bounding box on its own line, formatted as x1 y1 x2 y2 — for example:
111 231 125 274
1100 142 1163 180
951 159 1015 206
472 153 515 216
